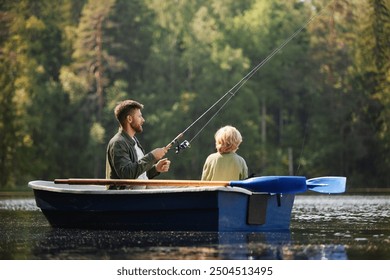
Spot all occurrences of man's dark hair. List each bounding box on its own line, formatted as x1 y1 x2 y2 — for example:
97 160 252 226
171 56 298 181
114 100 144 127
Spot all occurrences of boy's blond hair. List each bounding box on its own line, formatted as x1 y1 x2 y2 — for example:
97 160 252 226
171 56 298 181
215 125 242 154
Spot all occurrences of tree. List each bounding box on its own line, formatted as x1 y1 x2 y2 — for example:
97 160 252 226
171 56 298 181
228 0 313 175
0 52 18 187
347 0 390 186
0 0 389 189
70 0 115 119
0 0 74 187
142 0 257 178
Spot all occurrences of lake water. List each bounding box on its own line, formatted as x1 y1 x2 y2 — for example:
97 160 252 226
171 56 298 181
0 194 389 260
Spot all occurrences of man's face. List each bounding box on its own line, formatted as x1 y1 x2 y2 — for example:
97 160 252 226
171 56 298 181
129 108 145 133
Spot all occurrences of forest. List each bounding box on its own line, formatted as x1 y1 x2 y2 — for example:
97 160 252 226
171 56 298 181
0 0 389 190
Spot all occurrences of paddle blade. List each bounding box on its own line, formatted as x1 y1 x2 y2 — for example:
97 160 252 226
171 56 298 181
306 176 346 194
230 176 307 193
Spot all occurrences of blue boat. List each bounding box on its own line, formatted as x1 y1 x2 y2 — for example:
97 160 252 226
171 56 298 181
28 176 346 232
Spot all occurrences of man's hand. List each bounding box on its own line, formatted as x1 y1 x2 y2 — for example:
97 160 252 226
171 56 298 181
155 158 171 173
151 147 169 160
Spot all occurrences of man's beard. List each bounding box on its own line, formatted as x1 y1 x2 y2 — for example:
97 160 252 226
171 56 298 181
131 123 143 133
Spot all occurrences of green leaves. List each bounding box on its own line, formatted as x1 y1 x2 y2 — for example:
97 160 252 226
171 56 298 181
0 0 389 189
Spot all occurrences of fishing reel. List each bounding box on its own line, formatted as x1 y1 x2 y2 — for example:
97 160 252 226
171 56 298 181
175 140 190 154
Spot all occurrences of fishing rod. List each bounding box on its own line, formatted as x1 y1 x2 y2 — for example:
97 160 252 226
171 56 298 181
166 1 334 154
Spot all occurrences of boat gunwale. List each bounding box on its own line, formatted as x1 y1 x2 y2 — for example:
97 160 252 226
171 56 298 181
28 180 254 196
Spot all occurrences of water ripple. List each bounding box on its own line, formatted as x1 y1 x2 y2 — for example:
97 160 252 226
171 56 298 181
0 198 39 211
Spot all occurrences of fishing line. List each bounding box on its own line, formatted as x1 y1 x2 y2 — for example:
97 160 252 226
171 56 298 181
189 94 235 143
167 1 335 154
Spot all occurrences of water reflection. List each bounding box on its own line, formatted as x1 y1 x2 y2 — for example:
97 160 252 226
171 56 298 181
31 229 293 260
0 195 389 260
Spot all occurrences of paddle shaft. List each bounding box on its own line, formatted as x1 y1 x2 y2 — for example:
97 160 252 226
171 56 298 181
55 178 230 187
54 176 346 194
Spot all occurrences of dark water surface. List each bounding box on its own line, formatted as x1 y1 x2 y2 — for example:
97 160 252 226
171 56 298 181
0 195 389 260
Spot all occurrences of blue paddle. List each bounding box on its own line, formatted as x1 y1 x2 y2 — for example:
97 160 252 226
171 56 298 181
55 176 346 194
306 176 347 194
230 176 346 194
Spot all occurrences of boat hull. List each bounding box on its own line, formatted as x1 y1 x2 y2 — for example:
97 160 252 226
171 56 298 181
30 181 295 232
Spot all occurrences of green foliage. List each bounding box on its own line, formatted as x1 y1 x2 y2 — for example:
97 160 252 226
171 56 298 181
0 0 389 189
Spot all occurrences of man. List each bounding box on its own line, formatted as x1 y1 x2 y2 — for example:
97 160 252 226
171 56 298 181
106 100 170 189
